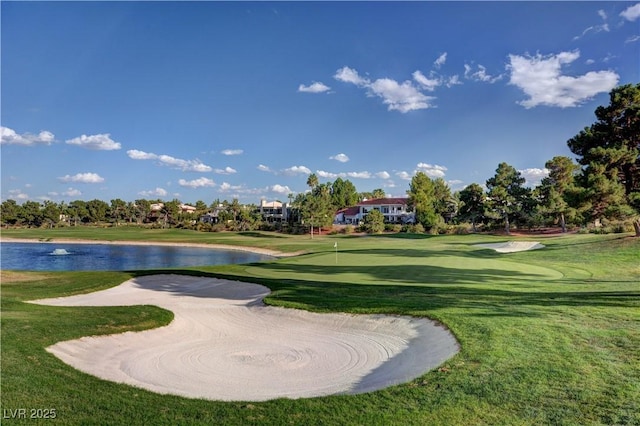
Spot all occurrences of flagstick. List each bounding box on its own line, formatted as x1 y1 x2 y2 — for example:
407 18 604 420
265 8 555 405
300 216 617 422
334 242 338 264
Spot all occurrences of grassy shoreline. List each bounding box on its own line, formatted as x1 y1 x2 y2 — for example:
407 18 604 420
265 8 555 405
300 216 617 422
2 229 639 424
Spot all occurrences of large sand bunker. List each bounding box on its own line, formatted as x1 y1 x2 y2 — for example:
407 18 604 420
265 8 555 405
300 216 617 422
31 275 458 401
474 241 545 253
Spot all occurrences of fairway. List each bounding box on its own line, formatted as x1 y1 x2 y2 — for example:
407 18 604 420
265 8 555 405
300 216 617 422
247 248 565 286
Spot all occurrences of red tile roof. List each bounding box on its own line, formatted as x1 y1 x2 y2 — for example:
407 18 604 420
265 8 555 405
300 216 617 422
357 197 408 206
336 206 360 216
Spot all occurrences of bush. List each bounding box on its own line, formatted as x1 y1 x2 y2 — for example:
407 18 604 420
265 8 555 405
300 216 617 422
343 225 355 234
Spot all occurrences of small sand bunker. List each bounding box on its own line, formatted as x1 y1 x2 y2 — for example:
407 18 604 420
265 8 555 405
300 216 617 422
30 275 458 401
474 241 545 253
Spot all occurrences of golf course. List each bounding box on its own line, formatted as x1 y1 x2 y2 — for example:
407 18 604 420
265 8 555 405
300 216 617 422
1 228 639 425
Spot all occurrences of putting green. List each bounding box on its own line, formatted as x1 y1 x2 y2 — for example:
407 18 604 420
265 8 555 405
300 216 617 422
248 250 564 286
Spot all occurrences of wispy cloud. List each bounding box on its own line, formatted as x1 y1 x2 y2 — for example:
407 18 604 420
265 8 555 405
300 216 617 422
620 3 640 21
298 82 331 93
376 171 390 179
507 50 619 108
573 9 610 40
62 188 82 197
127 149 212 172
625 35 640 43
221 149 243 156
178 177 216 188
1 126 54 146
7 189 29 200
58 172 105 184
434 52 447 69
138 187 168 197
334 66 435 112
464 64 503 83
412 70 441 91
329 153 350 163
66 133 121 150
214 167 237 175
257 164 272 173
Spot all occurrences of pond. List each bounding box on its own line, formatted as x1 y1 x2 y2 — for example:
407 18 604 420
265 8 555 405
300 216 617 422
0 242 272 271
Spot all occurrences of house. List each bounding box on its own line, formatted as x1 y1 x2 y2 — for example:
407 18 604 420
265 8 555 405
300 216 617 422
258 200 289 222
179 204 197 214
199 204 226 224
335 198 415 224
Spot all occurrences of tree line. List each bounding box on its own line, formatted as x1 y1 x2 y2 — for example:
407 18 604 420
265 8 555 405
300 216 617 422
1 84 638 236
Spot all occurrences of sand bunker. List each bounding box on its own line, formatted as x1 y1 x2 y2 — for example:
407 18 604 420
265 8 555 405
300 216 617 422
30 275 458 401
474 241 545 253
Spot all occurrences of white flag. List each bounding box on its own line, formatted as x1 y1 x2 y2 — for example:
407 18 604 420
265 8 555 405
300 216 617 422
334 242 337 248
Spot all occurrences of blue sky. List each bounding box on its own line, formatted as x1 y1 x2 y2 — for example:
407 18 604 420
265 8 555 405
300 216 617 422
2 1 639 205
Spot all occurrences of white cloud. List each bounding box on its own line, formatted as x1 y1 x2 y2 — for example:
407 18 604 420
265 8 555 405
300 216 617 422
282 165 311 175
334 66 369 86
62 188 82 197
626 35 640 43
376 171 391 179
139 187 168 197
519 168 549 185
214 167 237 175
335 66 436 112
270 184 291 194
219 182 245 193
257 164 272 173
464 64 503 83
416 163 447 178
346 171 372 179
298 82 331 93
367 78 434 112
221 149 243 156
316 170 339 179
396 171 412 180
66 133 121 150
507 50 619 108
7 189 29 200
621 3 640 21
446 75 462 87
58 172 105 184
127 149 212 172
178 177 216 188
329 153 350 163
434 52 447 68
412 70 441 91
1 126 54 146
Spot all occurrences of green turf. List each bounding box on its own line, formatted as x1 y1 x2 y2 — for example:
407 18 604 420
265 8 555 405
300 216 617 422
1 230 639 425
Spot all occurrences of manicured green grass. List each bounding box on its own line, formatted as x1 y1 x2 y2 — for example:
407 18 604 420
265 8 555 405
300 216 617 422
2 230 639 425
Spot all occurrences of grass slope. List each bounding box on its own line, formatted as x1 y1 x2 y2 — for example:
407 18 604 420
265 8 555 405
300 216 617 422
1 230 639 425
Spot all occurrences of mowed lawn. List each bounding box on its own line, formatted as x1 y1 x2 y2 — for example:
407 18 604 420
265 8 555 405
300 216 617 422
1 230 639 425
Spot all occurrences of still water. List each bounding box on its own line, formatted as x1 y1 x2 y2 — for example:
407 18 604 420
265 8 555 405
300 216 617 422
0 242 272 271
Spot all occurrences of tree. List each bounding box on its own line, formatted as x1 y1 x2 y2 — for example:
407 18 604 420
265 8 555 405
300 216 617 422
458 183 486 232
134 199 151 224
109 198 127 226
537 156 580 232
486 162 527 234
567 83 640 235
407 172 439 229
306 173 319 190
42 200 61 228
19 201 43 227
331 178 359 209
372 188 386 199
68 200 89 225
300 182 334 237
1 199 21 226
362 209 385 234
